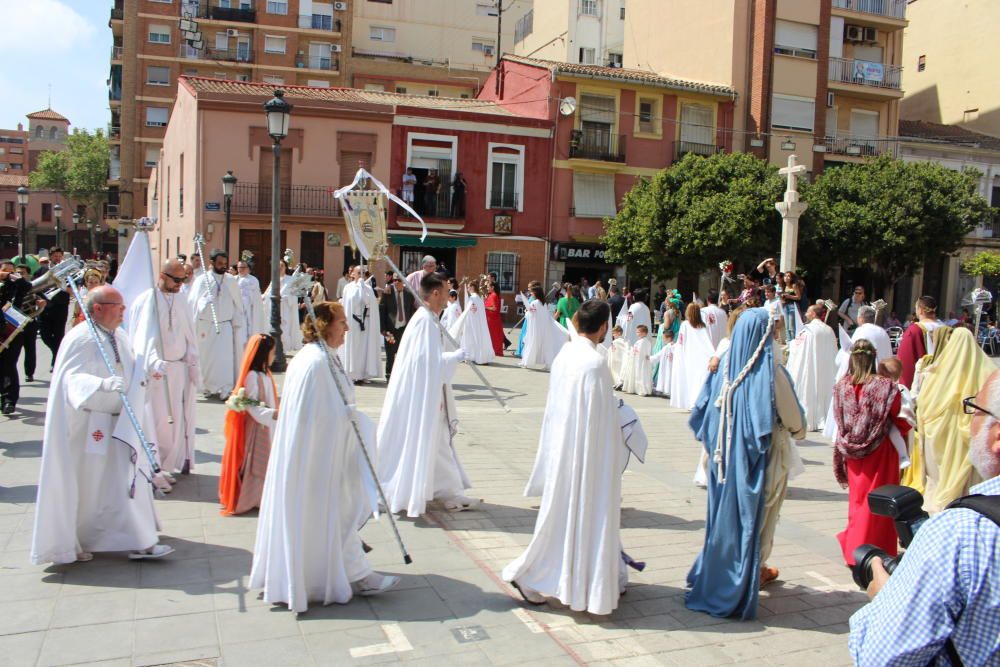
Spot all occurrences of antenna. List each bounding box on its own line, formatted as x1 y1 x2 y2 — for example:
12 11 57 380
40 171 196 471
559 97 577 116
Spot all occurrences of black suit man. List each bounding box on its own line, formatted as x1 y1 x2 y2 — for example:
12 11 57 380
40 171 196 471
379 275 416 380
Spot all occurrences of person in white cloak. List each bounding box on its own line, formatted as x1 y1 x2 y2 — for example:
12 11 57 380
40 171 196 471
338 265 382 382
250 301 398 612
785 305 838 431
236 260 267 336
448 279 494 365
440 289 463 330
615 289 652 345
127 259 200 487
701 290 729 349
608 325 628 388
620 325 653 396
520 285 570 371
504 300 631 614
262 260 304 354
31 286 173 564
650 330 675 397
188 249 246 398
670 303 716 410
378 272 480 516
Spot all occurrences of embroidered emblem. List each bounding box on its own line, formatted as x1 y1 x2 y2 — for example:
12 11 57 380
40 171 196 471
92 430 104 442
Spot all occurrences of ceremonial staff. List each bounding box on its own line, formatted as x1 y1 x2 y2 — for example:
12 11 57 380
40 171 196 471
193 233 220 334
136 218 174 424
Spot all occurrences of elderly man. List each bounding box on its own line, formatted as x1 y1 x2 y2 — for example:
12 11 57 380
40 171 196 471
187 249 245 398
786 304 838 431
406 255 437 295
31 285 173 564
128 258 200 485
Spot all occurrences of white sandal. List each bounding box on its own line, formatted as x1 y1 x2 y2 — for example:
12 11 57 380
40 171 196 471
443 496 482 512
129 544 175 560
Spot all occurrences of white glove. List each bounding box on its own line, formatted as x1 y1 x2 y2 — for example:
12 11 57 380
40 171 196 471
188 363 200 384
151 359 168 378
101 375 125 393
443 348 467 363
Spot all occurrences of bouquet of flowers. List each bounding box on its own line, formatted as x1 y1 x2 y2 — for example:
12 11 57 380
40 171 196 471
225 387 261 413
718 260 734 275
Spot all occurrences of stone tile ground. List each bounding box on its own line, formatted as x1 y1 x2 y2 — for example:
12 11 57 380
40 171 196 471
0 344 867 666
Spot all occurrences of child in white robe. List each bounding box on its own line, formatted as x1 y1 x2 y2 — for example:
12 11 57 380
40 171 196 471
878 358 915 469
650 330 675 397
621 325 652 396
441 290 462 330
608 325 627 389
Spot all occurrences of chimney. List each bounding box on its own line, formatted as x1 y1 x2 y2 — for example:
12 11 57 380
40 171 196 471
17 123 23 131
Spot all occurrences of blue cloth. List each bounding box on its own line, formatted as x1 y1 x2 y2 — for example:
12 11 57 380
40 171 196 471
848 476 1000 666
651 322 666 384
686 308 775 620
515 297 535 357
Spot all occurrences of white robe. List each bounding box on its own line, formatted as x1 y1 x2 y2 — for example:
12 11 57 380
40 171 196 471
822 322 895 440
31 323 159 564
608 338 628 387
620 337 652 396
338 279 382 381
449 292 494 365
237 274 267 336
127 288 200 473
785 318 838 431
669 322 715 410
616 302 652 345
440 300 462 330
249 343 379 613
262 275 304 353
188 270 245 396
701 304 728 349
520 300 570 371
651 343 674 395
504 337 629 615
378 307 469 517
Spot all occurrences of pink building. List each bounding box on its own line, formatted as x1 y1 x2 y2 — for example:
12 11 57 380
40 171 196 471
0 174 74 260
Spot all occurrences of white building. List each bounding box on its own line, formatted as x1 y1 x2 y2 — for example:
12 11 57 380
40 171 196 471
512 0 625 68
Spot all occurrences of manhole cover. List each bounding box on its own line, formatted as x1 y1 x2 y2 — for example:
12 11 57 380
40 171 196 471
451 625 490 643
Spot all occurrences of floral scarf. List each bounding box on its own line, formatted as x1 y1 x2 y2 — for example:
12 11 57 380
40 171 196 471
832 374 899 487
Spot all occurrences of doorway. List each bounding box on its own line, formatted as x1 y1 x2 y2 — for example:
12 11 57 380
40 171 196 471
239 228 287 282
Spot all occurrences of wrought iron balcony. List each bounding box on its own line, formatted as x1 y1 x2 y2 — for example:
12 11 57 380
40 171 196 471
205 46 254 63
298 14 341 31
832 0 906 20
108 125 121 140
111 45 123 60
300 55 339 71
829 57 902 91
824 135 899 158
675 141 723 160
569 129 626 162
198 4 257 23
489 191 519 209
232 183 342 217
110 5 123 21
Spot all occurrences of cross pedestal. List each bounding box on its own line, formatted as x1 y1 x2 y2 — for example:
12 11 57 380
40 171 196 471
776 155 808 273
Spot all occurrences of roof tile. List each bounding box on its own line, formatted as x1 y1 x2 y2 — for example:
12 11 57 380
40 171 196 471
26 108 70 122
899 119 1000 151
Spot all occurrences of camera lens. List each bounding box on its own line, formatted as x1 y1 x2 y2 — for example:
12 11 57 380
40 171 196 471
851 544 899 589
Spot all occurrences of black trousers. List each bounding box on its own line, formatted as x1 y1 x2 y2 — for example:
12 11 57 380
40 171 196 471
384 325 406 378
0 335 22 408
21 322 38 377
40 321 65 368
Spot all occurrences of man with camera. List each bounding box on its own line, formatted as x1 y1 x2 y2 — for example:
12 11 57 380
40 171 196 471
849 369 1000 665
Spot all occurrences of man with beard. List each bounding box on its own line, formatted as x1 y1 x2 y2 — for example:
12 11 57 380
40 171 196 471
187 249 245 398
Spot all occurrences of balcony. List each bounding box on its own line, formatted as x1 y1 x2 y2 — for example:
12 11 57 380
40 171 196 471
232 183 342 217
569 129 626 162
299 55 339 71
111 45 123 61
108 125 121 141
972 217 1000 242
198 4 257 23
824 135 899 158
205 46 254 63
109 5 123 21
832 0 906 23
675 141 723 160
103 204 119 220
298 14 341 32
828 57 903 96
489 191 520 210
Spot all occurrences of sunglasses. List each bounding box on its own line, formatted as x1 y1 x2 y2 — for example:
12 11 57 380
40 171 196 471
162 273 187 284
963 396 998 420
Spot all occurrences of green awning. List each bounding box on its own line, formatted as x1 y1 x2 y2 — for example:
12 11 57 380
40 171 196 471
389 234 477 249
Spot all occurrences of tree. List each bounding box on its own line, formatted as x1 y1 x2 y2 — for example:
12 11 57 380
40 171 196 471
801 155 992 287
962 250 1000 277
603 152 784 280
29 129 110 222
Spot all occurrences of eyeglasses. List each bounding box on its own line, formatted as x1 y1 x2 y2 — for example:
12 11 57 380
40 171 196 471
96 301 125 308
963 396 998 420
162 273 187 284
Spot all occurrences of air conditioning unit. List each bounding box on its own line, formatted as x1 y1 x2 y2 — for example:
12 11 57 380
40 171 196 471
333 1 348 10
331 44 342 52
863 27 877 42
845 24 864 42
226 28 239 37
827 92 835 108
483 47 494 56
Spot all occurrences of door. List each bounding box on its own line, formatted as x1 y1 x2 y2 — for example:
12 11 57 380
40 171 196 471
300 231 324 269
237 37 251 62
258 147 292 214
239 228 287 281
309 42 332 70
850 109 879 155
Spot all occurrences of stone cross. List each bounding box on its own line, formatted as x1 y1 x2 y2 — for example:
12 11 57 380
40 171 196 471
775 155 809 273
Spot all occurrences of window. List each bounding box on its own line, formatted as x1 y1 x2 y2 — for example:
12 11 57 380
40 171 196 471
4 201 14 220
395 86 407 93
679 102 714 145
49 127 59 140
309 42 333 69
774 20 817 59
572 172 616 217
146 106 169 127
487 143 524 211
579 47 596 64
428 90 439 97
620 3 625 19
41 203 52 222
370 26 395 42
638 98 656 134
213 71 227 79
771 94 815 132
145 147 160 168
476 3 498 16
35 126 43 138
472 39 495 56
918 55 926 71
147 66 170 86
264 35 287 54
607 52 622 67
487 252 518 292
514 10 533 43
580 0 599 16
183 67 198 75
308 79 331 87
266 0 288 14
11 163 22 170
148 24 171 44
262 75 285 85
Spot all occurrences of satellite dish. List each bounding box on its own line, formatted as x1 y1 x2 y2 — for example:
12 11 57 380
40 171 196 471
559 97 577 116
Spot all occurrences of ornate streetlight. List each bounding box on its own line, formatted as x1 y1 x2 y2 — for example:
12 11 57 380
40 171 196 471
16 186 28 260
222 170 237 257
53 203 63 248
263 89 292 371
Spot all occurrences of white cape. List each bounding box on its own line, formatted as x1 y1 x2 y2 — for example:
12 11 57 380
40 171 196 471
651 342 674 396
338 280 382 381
238 274 268 336
263 275 304 353
670 322 715 410
188 270 245 395
448 292 494 364
520 300 570 371
615 302 652 345
785 318 838 431
249 343 379 613
620 337 652 396
701 304 728 349
505 337 629 615
441 300 462 330
608 338 628 386
822 322 894 440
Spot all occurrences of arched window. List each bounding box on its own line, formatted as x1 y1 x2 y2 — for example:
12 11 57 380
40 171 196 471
35 125 44 138
49 127 58 140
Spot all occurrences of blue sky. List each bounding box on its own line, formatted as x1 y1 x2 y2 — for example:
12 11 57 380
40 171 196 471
0 1 111 133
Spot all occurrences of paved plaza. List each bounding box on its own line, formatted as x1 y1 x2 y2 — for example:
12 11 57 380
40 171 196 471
0 342 868 667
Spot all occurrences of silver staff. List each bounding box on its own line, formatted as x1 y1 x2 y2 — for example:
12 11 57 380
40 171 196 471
286 269 412 565
135 218 174 424
193 233 220 334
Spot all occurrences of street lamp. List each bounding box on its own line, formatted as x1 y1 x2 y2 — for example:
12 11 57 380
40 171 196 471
16 186 28 261
222 170 237 258
263 89 292 372
71 212 80 256
87 219 96 259
53 203 62 249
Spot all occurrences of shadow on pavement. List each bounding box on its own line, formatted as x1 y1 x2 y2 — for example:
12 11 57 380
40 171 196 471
0 484 38 503
0 439 42 459
786 486 849 502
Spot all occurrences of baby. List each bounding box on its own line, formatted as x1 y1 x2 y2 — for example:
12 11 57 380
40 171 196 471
878 357 915 469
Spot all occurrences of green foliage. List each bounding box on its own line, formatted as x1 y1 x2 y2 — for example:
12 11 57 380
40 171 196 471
29 129 110 219
602 152 784 280
962 251 1000 277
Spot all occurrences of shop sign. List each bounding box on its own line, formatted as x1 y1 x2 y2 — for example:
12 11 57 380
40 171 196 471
551 243 608 262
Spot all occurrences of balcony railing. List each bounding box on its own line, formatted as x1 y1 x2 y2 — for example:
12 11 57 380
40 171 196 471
233 183 342 217
824 135 899 158
399 188 463 219
569 129 627 162
489 191 520 210
104 204 119 219
675 141 723 160
832 0 906 20
111 45 123 60
110 6 123 21
109 159 121 181
205 46 254 63
300 55 339 71
198 4 257 23
298 14 341 31
108 125 121 140
829 57 902 91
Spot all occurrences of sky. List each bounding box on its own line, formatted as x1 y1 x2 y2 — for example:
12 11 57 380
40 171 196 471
0 1 111 133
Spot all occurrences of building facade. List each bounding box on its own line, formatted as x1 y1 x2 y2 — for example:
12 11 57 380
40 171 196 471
511 0 625 69
0 126 29 177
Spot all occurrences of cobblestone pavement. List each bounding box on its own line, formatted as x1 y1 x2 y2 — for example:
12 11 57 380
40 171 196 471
0 342 866 666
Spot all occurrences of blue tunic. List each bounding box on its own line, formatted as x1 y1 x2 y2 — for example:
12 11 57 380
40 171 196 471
515 296 535 357
686 308 775 620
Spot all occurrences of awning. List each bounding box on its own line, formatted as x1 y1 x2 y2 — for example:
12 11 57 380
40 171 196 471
389 234 477 249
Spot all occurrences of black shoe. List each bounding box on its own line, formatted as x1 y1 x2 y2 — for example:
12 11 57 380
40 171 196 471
362 541 373 553
25 376 33 382
1 404 14 415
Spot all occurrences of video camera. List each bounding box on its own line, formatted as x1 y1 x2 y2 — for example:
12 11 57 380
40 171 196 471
851 485 930 589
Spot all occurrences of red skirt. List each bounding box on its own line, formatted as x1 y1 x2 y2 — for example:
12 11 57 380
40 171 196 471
837 439 900 565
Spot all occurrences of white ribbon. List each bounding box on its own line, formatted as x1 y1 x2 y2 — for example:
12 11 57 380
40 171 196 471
333 168 427 259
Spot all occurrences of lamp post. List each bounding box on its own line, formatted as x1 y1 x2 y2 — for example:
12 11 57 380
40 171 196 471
264 89 292 372
222 170 237 258
87 219 96 259
16 186 28 261
53 203 62 249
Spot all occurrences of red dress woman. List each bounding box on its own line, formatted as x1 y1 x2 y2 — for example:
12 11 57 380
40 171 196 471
832 339 910 565
484 282 505 356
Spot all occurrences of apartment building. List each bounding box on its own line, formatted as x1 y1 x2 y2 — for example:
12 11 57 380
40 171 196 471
511 0 625 68
0 125 29 177
349 0 531 98
622 0 907 173
901 0 999 138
